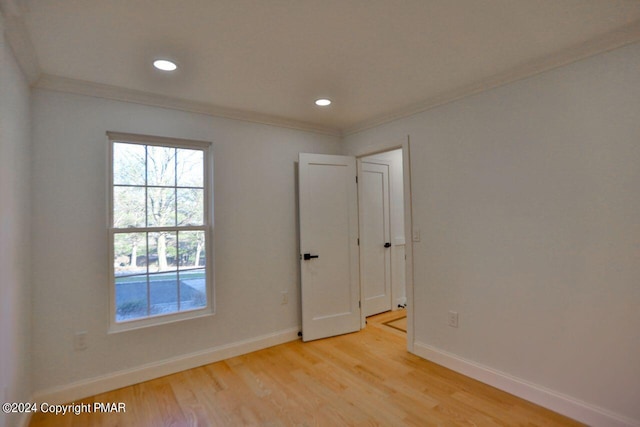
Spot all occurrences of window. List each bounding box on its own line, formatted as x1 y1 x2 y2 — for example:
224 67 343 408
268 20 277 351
108 132 213 331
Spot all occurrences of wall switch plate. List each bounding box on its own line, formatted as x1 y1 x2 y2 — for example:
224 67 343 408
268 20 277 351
448 311 459 328
412 229 421 242
74 331 88 351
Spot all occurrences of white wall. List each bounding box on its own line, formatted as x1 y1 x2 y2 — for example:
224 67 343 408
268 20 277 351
0 13 32 427
344 43 640 425
361 149 406 307
30 89 340 394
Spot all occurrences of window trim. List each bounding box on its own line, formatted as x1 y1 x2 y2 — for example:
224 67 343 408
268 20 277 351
107 131 214 333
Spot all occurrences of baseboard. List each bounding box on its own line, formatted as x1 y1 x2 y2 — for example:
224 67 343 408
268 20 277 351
17 412 31 427
32 327 300 405
413 341 639 427
0 401 34 427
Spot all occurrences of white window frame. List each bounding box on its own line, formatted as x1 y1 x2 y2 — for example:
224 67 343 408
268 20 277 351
107 131 214 333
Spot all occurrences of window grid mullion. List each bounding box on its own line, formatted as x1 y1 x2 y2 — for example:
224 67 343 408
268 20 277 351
112 225 207 232
114 184 204 190
174 149 181 312
176 231 181 312
146 231 150 317
145 147 151 317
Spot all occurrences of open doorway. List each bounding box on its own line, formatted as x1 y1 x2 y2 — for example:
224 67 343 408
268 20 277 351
358 148 407 336
297 142 413 349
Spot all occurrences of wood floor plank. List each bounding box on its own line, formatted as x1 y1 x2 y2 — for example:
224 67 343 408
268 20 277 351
29 310 583 426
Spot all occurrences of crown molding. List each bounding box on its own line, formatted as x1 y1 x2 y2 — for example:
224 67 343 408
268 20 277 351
343 20 640 136
0 0 40 84
14 12 640 138
35 74 341 137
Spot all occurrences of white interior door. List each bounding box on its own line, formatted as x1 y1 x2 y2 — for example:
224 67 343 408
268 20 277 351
299 153 361 342
358 160 392 317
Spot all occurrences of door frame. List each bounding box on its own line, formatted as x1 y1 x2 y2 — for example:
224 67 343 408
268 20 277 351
355 137 414 352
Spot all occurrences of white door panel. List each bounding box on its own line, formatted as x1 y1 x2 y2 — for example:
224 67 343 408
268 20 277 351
299 153 360 341
359 161 392 317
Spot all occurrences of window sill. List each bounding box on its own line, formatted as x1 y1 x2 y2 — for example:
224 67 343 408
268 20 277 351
108 307 214 334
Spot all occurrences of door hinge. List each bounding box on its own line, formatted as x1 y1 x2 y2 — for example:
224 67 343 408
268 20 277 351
359 301 361 308
357 238 360 246
355 176 358 183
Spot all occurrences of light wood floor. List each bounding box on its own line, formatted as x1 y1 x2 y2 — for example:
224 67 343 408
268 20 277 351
30 310 583 426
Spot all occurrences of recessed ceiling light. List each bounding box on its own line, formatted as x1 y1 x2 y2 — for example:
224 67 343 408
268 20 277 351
153 59 177 71
315 98 332 106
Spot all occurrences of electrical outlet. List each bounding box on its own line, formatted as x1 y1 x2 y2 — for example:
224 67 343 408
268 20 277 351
281 290 288 305
74 331 88 351
448 311 459 328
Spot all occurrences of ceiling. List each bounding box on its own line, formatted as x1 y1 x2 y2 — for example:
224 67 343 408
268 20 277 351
4 0 640 134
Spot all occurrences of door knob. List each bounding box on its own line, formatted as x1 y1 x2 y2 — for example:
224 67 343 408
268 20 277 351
303 253 319 260
384 242 391 248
